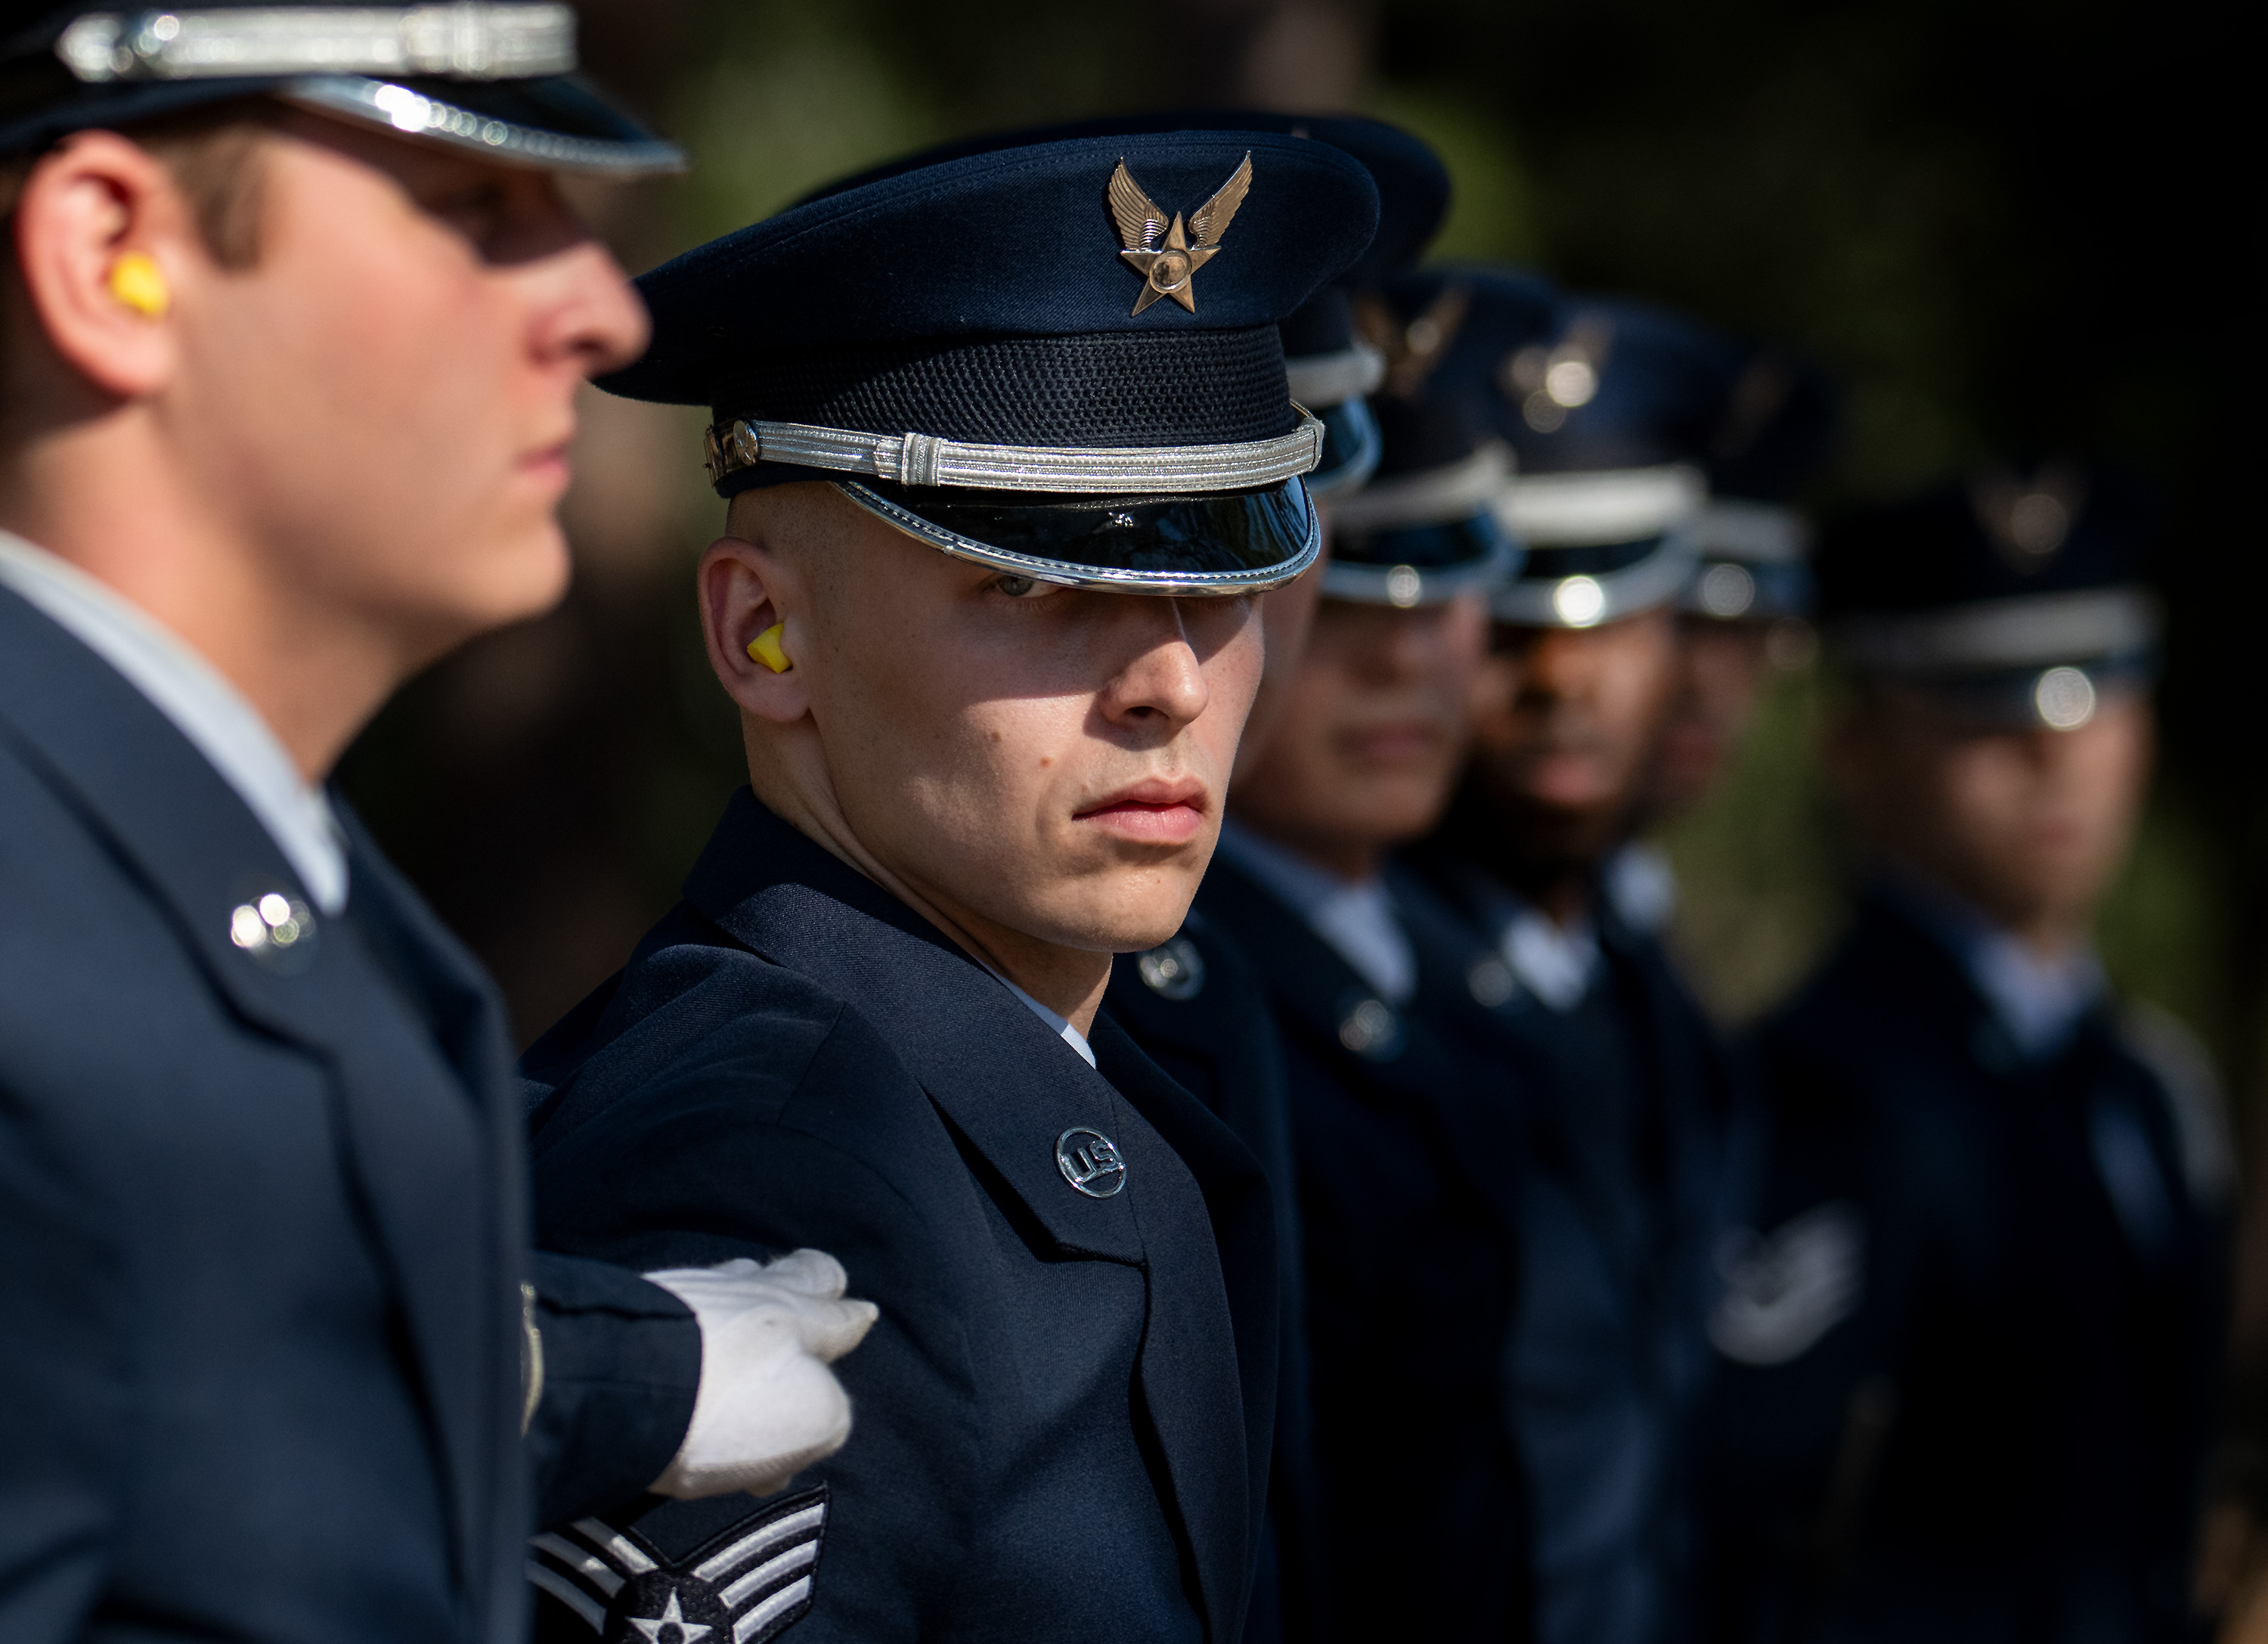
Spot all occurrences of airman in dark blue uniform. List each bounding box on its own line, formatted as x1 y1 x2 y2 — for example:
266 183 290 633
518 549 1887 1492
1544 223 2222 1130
1403 273 1757 1644
1094 110 1452 1644
1698 466 2232 1643
0 8 873 1640
1189 257 1535 1639
516 126 1383 1642
1653 343 1837 818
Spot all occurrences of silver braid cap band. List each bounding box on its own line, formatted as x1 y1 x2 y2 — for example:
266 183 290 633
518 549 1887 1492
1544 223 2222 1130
703 411 1326 495
56 5 575 83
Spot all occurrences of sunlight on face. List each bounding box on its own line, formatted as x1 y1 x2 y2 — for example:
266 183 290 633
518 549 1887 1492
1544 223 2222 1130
1231 594 1486 873
172 113 646 664
789 495 1264 954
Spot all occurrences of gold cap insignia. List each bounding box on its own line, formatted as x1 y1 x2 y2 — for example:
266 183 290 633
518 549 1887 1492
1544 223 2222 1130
1108 154 1253 315
1501 312 1613 434
1359 281 1471 400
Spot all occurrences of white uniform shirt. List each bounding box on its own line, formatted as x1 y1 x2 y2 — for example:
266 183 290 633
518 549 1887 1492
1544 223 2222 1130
1216 819 1416 1004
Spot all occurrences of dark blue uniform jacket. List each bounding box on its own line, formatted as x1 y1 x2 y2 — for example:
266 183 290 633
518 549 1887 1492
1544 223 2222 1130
1107 909 1321 1644
522 793 1278 1644
1191 854 1535 1642
1412 848 1751 1644
0 588 697 1643
1699 892 2231 1644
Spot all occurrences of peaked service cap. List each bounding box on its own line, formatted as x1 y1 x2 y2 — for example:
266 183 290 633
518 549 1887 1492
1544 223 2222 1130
1682 342 1839 622
606 127 1380 595
1316 267 1521 608
1818 459 2161 729
1396 273 1712 628
0 1 680 172
795 110 1446 500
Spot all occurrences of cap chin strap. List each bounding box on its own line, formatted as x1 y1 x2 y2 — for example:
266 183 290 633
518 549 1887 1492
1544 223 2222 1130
704 411 1324 496
56 5 575 82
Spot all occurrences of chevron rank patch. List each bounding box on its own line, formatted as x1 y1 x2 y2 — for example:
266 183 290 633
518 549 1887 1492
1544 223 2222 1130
528 1486 828 1643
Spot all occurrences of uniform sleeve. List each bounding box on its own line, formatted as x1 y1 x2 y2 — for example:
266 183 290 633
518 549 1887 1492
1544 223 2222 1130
525 1252 703 1529
0 1072 127 1641
525 1016 979 1644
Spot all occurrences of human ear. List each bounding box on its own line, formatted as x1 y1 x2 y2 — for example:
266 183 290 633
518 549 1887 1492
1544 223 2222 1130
12 129 199 402
699 532 812 724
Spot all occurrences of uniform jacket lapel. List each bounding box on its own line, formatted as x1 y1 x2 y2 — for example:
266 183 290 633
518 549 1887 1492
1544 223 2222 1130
0 588 510 1608
1198 857 1519 1236
681 795 1266 1639
1402 848 1661 1318
1092 1012 1276 1643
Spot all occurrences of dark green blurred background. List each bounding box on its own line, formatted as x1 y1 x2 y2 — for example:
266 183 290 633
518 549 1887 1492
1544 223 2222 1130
339 0 2259 1242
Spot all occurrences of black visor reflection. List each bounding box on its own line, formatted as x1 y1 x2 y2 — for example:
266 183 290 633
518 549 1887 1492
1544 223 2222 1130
845 476 1318 584
1307 398 1382 495
1335 510 1517 575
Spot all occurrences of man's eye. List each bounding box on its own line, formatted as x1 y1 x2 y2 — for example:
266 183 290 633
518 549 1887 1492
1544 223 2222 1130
994 575 1039 598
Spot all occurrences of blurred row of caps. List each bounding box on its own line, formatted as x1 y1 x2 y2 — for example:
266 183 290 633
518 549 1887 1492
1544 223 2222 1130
643 103 2161 736
0 8 2158 731
1191 112 2158 740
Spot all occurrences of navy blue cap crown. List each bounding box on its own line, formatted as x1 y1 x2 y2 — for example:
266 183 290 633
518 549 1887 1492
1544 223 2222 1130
607 129 1377 450
798 110 1443 348
1819 462 2152 619
1383 271 1718 626
1309 271 1523 606
1703 346 1839 505
1678 343 1838 620
785 113 1439 504
0 2 678 169
1818 461 2161 721
1485 293 1734 477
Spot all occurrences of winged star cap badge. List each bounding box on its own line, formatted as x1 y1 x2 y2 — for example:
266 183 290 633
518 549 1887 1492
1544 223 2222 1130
1108 154 1253 315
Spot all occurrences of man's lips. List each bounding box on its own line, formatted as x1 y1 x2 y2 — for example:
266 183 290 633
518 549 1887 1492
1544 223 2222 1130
1075 780 1210 847
520 437 575 491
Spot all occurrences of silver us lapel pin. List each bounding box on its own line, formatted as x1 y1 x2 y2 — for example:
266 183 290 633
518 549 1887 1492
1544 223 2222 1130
1056 1127 1127 1198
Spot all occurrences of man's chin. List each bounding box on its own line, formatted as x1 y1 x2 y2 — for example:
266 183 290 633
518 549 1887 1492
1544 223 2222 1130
1020 877 1202 957
423 531 575 643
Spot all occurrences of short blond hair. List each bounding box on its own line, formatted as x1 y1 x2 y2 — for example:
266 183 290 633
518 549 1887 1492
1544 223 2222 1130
0 95 282 270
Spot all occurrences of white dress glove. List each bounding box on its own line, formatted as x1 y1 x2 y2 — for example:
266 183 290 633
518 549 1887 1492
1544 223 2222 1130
641 1249 879 1500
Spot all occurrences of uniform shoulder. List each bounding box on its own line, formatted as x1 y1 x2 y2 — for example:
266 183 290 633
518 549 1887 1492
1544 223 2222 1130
2118 999 2236 1209
528 925 943 1210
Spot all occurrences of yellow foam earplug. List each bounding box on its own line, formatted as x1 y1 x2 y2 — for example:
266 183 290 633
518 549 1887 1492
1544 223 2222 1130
745 622 792 674
108 251 169 319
